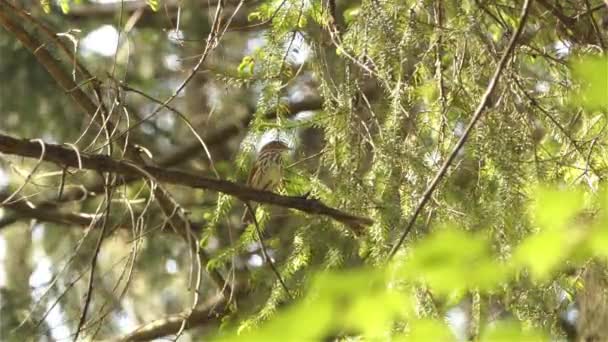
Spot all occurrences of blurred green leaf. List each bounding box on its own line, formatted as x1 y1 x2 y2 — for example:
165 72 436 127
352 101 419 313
480 321 548 341
571 56 608 109
238 56 255 77
60 0 70 13
399 227 506 295
399 319 456 342
248 11 261 22
513 229 569 280
533 187 584 230
588 188 608 256
514 187 586 280
344 6 361 23
40 0 51 13
147 0 159 12
588 225 608 257
217 269 413 341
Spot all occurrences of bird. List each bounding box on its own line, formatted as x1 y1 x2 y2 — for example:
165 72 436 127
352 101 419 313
242 140 291 224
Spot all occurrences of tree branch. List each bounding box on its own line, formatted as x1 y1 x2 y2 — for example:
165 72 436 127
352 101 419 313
117 293 229 341
0 1 229 304
0 133 373 229
0 1 101 121
388 0 533 259
0 192 100 228
0 191 205 233
536 0 575 27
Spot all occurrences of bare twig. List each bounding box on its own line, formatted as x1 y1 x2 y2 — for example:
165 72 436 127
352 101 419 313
116 83 222 179
112 0 227 143
0 0 229 299
1 139 46 205
73 175 114 341
0 2 102 123
388 0 533 260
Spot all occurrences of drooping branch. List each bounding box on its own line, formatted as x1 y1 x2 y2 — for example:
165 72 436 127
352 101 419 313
388 0 534 259
0 134 373 229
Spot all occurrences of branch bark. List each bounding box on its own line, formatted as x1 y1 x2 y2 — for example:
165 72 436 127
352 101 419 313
0 134 373 229
0 191 204 233
116 293 230 341
0 192 101 228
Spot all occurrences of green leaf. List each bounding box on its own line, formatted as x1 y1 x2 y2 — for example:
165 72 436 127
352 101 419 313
399 227 506 295
398 319 456 342
40 0 51 13
513 228 570 280
60 0 70 14
533 187 584 230
346 290 411 338
344 6 361 23
589 225 608 257
588 188 608 257
216 269 411 341
513 188 586 280
248 11 261 22
480 321 548 341
238 56 255 77
571 56 608 109
146 0 159 12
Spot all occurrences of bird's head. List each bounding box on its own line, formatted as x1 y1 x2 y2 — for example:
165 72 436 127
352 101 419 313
259 140 291 153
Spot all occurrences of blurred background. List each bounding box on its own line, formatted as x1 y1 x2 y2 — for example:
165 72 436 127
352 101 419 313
0 0 607 340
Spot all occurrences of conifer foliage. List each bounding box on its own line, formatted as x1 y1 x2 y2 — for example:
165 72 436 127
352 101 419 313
0 0 607 340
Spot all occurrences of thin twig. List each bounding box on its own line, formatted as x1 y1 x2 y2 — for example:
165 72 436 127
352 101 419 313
1 139 46 205
510 74 603 181
104 0 227 145
583 0 606 51
0 0 230 299
73 174 114 341
388 0 533 260
117 83 222 178
245 201 293 299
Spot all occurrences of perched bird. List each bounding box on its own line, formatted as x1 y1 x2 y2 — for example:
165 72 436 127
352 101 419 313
242 140 290 224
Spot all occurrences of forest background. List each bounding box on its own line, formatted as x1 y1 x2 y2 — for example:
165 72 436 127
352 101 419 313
0 0 607 340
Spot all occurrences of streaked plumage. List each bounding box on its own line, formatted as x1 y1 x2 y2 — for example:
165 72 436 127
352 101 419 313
242 140 290 224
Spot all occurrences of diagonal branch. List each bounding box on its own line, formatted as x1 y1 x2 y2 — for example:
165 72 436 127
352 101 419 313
0 1 101 121
536 0 575 27
0 134 373 229
245 201 292 299
388 0 533 259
